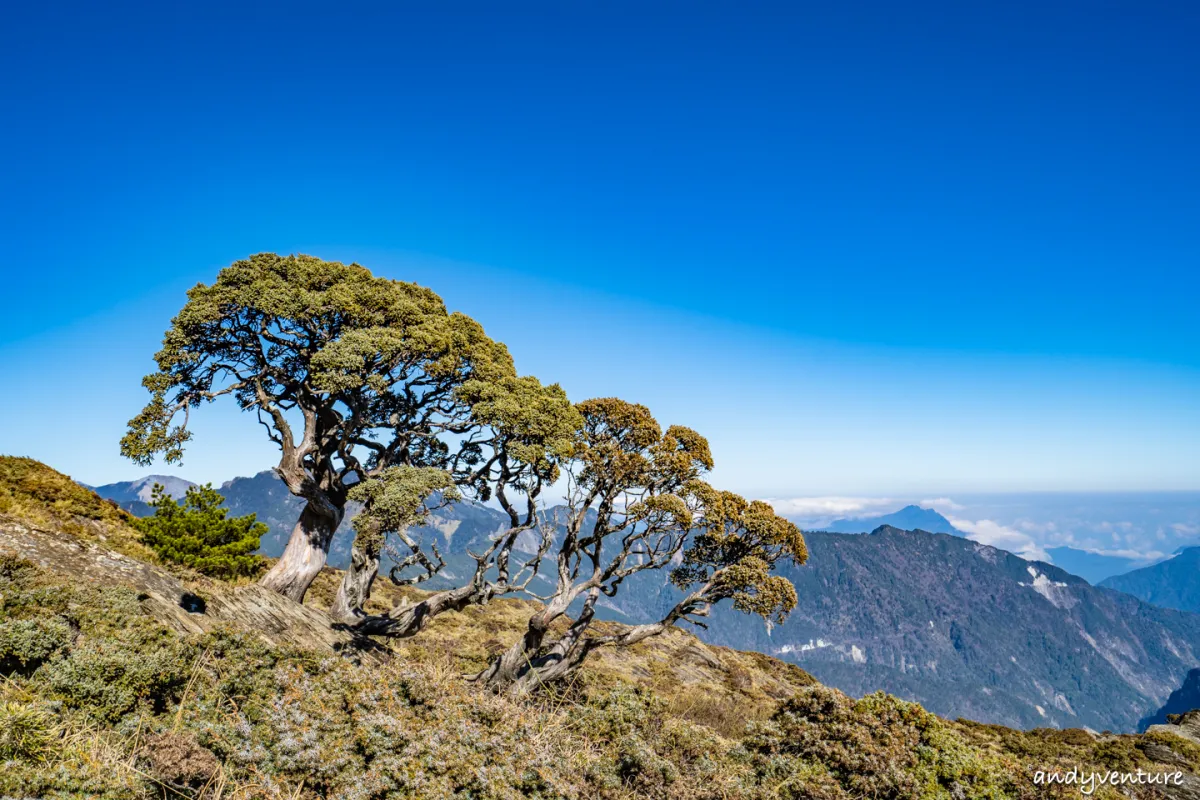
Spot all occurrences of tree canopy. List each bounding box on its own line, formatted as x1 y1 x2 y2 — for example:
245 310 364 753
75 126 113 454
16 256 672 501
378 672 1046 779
122 254 809 680
122 253 515 601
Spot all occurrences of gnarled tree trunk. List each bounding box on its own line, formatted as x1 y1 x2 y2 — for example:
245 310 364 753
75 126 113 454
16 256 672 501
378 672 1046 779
259 502 344 603
477 588 686 694
352 581 493 636
330 531 381 626
474 589 582 692
474 615 551 688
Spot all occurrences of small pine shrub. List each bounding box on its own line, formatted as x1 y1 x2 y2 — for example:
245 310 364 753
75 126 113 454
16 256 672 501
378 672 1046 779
134 483 266 579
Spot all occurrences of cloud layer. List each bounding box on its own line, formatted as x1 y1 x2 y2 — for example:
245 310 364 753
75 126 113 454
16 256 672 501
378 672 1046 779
941 514 1051 562
765 496 896 519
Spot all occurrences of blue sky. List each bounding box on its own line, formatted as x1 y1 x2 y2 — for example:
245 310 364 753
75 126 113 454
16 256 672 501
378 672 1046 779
2 2 1199 507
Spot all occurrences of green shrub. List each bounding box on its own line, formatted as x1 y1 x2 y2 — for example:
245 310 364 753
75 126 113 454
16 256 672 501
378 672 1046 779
0 618 73 674
743 687 1032 800
0 700 56 761
44 633 196 723
134 483 266 579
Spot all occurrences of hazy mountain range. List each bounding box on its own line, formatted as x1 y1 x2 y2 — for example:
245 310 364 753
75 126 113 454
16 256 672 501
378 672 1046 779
815 504 1166 585
1044 546 1156 587
1101 547 1200 614
820 504 961 534
91 472 1200 733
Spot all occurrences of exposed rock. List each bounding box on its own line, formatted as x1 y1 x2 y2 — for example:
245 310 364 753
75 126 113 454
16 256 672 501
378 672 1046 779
0 518 384 662
1149 709 1200 746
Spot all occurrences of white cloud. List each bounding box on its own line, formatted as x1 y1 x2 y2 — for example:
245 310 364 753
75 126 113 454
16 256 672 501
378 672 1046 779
1016 519 1058 535
1069 546 1168 563
946 515 1051 562
921 497 963 511
765 496 896 519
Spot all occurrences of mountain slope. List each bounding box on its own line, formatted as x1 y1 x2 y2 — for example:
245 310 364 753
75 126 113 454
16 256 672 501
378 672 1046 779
89 470 1200 733
1101 548 1200 613
6 456 1200 799
1141 669 1200 731
822 504 960 534
617 526 1200 733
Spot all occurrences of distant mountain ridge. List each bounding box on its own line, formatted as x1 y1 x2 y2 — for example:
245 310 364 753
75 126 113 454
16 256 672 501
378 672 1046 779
1100 547 1200 613
1044 546 1156 586
820 504 960 534
91 475 1200 733
89 474 197 504
88 475 198 516
621 525 1200 733
820 506 1154 585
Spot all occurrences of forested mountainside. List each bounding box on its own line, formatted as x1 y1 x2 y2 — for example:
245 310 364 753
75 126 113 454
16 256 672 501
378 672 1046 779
670 527 1200 733
94 472 1200 734
1102 548 1200 614
1144 669 1200 731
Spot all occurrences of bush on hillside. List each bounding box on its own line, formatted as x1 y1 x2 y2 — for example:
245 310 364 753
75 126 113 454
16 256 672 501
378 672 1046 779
0 554 1189 799
134 483 266 579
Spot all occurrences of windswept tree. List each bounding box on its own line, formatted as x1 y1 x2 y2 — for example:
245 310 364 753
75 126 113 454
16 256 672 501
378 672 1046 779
331 375 581 634
592 483 806 653
122 253 514 602
474 398 807 693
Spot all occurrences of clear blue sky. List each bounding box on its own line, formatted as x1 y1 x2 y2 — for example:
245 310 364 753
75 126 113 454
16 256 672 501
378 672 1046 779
1 1 1198 496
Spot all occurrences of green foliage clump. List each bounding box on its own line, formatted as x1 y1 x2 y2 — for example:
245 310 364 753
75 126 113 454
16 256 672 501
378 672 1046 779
574 687 682 794
134 482 266 579
743 686 1037 799
0 553 197 724
0 700 56 761
0 617 73 674
44 632 197 723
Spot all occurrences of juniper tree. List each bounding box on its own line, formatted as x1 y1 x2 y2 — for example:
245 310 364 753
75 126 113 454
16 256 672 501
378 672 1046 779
121 253 514 602
474 398 807 693
135 483 267 579
331 375 581 634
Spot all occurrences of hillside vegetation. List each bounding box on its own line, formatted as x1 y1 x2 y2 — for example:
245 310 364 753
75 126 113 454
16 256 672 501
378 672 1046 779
3 457 1200 799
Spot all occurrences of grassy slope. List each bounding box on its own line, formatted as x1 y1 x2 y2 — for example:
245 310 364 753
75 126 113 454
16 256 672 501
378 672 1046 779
1 456 1197 799
0 455 156 560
